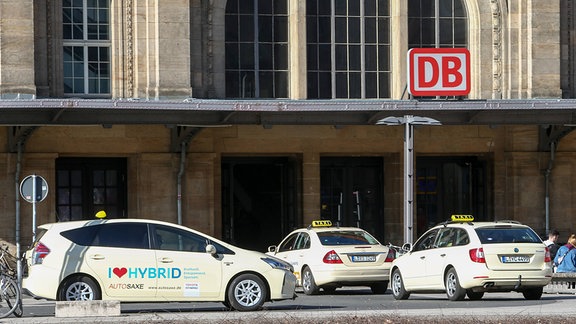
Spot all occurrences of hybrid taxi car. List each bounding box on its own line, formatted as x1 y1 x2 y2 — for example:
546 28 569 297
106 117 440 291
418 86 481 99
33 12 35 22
22 219 297 311
390 215 553 301
267 221 395 295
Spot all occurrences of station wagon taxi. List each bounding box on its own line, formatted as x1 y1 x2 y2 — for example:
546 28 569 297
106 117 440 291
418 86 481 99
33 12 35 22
22 218 297 311
267 220 395 294
390 215 553 301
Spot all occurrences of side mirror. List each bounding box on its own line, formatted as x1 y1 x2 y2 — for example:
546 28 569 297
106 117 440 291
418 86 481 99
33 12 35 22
205 244 217 256
268 245 277 253
401 243 412 253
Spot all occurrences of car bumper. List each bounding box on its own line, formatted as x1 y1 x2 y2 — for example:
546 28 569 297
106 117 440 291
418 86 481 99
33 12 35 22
22 264 61 300
310 266 390 287
460 271 552 290
268 269 298 300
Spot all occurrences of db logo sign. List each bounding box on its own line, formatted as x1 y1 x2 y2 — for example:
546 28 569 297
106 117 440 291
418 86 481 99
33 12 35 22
408 48 470 96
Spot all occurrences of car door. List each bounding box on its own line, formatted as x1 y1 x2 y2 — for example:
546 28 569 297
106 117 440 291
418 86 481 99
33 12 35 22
400 229 439 289
84 222 158 299
423 227 459 289
152 224 223 299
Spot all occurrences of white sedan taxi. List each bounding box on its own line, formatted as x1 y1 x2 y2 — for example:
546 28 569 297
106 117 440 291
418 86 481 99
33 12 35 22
267 221 395 295
22 219 297 311
390 215 553 301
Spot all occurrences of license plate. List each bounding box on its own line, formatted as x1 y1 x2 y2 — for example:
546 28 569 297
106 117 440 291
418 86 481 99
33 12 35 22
501 255 530 263
351 255 376 262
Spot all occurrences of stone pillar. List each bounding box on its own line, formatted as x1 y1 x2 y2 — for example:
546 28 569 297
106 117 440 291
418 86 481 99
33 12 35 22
391 0 407 99
0 0 36 96
133 0 192 99
289 0 307 99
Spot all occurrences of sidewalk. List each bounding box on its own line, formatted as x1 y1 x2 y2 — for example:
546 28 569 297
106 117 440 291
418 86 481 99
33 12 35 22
5 293 576 324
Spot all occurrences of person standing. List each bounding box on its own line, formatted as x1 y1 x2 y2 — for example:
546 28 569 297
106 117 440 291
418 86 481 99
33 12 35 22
543 229 560 260
554 234 576 273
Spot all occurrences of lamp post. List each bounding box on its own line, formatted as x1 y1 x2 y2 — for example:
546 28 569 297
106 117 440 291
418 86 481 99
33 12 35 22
377 115 441 244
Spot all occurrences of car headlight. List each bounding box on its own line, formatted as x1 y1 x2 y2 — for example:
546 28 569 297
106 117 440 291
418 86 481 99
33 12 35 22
261 257 293 272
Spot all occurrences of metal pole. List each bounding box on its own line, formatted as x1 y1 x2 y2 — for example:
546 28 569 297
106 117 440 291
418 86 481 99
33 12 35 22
32 175 37 242
404 116 414 244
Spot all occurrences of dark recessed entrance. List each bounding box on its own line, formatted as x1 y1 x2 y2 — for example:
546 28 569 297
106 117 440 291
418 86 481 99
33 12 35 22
320 157 385 242
221 157 299 251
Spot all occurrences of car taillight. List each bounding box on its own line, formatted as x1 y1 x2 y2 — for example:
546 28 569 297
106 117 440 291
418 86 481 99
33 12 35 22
469 248 485 263
32 242 50 265
384 249 396 262
323 250 343 264
544 247 551 263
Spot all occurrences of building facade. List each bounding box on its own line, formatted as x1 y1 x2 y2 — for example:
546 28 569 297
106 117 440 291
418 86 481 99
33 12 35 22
0 0 574 250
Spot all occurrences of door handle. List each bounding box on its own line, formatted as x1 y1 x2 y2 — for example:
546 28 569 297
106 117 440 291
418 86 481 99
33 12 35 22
90 254 105 260
440 254 446 257
420 256 426 260
159 257 173 263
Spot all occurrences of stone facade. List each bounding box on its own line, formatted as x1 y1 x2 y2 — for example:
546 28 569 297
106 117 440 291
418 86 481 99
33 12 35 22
0 0 573 247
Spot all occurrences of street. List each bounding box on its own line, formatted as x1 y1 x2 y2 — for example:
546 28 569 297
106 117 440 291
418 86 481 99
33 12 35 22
6 288 576 323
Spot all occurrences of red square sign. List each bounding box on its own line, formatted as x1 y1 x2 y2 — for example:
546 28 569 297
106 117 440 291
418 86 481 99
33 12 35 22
408 48 470 96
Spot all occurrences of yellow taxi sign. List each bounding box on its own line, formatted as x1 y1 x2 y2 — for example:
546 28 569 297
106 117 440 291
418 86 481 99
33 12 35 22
451 215 474 222
311 220 332 227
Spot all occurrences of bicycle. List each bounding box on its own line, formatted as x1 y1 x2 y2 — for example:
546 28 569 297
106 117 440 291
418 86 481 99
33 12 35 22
0 244 22 319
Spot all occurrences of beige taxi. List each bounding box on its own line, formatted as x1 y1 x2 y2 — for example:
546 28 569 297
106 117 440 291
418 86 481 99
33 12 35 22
267 221 395 294
22 218 297 311
390 215 553 301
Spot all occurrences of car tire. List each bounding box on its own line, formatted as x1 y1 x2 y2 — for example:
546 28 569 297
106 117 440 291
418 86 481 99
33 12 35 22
370 282 388 294
466 290 484 300
522 287 543 300
391 269 410 300
227 274 267 311
445 268 466 301
302 266 320 295
58 275 101 301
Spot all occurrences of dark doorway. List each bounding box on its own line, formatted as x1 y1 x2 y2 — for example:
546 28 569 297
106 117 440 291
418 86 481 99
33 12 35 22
320 157 384 241
56 158 127 221
416 157 488 236
221 157 299 251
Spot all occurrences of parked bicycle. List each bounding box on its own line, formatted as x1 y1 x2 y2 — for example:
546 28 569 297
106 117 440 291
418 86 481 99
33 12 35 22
0 244 22 318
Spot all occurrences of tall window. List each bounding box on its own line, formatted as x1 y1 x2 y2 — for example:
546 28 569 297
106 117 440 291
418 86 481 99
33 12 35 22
63 0 111 97
307 0 391 99
408 0 467 48
225 0 289 98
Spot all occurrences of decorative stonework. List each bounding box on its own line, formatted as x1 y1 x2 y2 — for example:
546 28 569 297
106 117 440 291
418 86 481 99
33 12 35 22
126 0 134 98
491 0 502 99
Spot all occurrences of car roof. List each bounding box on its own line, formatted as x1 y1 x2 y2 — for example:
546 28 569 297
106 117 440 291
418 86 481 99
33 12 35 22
433 220 532 230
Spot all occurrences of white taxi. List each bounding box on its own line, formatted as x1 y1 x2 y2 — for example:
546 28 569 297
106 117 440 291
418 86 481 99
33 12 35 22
267 221 395 295
22 218 297 311
390 215 553 301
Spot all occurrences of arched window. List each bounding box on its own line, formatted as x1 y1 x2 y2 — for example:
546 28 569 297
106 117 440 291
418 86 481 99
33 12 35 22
307 0 391 99
225 0 289 98
408 0 467 48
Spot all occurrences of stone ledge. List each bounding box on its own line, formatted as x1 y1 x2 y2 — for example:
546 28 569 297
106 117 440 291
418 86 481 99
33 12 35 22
55 300 121 318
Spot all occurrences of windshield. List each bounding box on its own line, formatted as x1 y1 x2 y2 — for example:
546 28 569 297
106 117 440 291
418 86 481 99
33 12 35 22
317 230 380 246
475 226 542 244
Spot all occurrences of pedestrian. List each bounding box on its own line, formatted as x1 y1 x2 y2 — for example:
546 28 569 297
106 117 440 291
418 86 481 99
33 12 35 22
543 229 560 260
554 234 576 273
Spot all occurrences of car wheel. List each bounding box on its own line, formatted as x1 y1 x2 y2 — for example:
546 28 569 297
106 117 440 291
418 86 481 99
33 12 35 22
370 282 388 294
466 290 484 300
302 267 320 295
445 268 466 301
227 274 267 311
522 287 543 300
391 269 410 300
58 275 101 301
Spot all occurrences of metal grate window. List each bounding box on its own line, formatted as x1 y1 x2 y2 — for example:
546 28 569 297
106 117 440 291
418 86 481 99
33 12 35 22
63 0 110 97
225 0 289 98
408 0 468 49
307 0 391 99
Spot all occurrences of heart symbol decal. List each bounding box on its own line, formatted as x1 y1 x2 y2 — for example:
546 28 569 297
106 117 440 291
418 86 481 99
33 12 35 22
113 267 127 278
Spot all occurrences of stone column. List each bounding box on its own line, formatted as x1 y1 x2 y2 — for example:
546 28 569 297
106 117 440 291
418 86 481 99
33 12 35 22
0 0 36 96
289 0 307 99
390 0 407 99
133 0 193 99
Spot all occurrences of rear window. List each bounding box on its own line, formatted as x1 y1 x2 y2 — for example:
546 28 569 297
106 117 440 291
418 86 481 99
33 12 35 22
317 230 379 246
475 226 542 244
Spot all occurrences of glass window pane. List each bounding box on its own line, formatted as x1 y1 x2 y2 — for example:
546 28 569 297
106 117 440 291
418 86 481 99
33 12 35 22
335 45 348 70
226 44 239 69
238 0 254 14
239 43 255 69
274 71 288 98
318 17 331 43
274 44 288 70
378 0 390 16
335 0 347 16
439 0 453 18
439 19 454 45
259 16 273 42
318 44 332 70
239 15 255 42
365 72 377 98
378 17 390 43
307 45 318 70
348 1 360 16
259 71 273 98
259 0 272 14
259 44 273 70
454 0 466 17
365 18 376 43
274 16 288 42
274 0 287 15
348 17 360 43
335 17 347 43
365 45 377 71
318 72 332 98
348 45 361 70
335 72 348 98
349 72 361 98
307 72 319 98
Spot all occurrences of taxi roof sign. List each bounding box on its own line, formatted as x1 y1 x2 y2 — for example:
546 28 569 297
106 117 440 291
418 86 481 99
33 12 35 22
311 220 332 227
451 215 474 222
